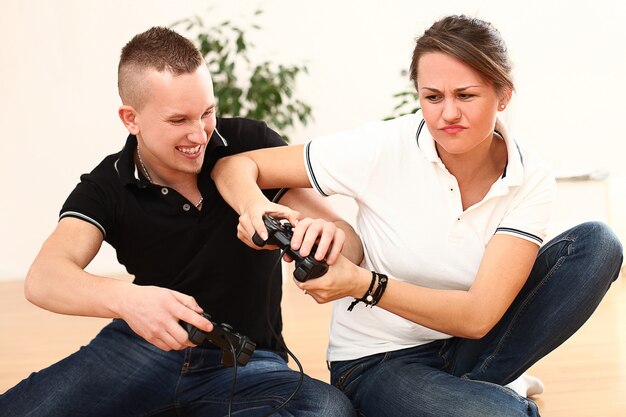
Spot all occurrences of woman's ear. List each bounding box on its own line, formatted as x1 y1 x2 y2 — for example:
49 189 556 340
118 105 140 135
498 88 513 112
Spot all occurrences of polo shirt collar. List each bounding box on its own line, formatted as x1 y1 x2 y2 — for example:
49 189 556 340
115 135 143 187
415 114 524 187
115 125 229 187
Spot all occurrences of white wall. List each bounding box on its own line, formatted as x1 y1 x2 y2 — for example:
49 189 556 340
1 0 625 279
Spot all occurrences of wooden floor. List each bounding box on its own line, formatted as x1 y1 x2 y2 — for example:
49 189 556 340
1 273 625 416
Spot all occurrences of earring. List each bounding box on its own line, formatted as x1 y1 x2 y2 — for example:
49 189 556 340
499 104 506 110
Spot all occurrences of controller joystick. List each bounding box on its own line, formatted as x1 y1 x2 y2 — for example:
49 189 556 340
252 214 329 282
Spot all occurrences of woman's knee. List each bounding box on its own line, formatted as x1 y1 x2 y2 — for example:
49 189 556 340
573 221 623 275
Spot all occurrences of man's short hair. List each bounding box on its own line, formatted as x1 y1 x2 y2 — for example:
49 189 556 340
118 26 204 109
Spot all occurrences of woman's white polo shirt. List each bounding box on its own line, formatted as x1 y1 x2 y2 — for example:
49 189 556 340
304 111 556 362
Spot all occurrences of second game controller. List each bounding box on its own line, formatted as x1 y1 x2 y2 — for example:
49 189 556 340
252 214 329 282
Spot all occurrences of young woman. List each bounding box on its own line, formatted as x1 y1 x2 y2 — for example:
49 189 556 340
212 15 623 416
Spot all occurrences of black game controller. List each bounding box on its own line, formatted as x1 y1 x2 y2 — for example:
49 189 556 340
181 312 256 367
252 214 329 282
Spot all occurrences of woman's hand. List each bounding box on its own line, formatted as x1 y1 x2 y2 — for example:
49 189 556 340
295 254 370 304
289 217 345 265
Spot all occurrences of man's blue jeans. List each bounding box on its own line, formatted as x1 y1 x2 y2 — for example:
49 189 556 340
330 221 623 417
1 319 355 416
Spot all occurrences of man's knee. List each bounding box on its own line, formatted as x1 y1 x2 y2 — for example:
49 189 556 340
297 376 355 416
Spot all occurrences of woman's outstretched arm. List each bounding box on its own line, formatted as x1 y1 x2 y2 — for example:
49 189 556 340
212 144 363 265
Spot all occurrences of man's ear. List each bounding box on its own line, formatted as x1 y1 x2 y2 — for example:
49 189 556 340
118 105 140 135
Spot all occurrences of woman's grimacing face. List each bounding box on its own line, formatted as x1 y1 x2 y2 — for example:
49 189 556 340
417 52 508 158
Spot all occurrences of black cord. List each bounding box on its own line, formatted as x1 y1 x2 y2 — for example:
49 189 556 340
222 250 304 417
225 337 238 417
259 249 305 417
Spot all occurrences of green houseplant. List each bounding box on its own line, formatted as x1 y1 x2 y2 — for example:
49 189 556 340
384 68 420 120
173 11 312 141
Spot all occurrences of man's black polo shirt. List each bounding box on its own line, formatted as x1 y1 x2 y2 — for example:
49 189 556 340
60 117 287 353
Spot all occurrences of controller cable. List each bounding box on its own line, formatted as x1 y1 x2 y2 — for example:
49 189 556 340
224 248 304 417
225 336 237 417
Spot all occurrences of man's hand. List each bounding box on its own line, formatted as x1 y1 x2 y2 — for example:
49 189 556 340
237 200 345 265
237 200 301 250
116 285 214 351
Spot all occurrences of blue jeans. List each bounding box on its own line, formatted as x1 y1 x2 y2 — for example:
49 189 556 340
330 221 623 417
1 319 355 416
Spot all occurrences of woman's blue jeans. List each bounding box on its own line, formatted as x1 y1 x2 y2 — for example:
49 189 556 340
1 320 355 416
330 221 623 417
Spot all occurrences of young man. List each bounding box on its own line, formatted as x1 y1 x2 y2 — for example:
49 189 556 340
0 27 357 416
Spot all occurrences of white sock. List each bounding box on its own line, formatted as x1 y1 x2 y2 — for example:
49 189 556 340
505 373 545 397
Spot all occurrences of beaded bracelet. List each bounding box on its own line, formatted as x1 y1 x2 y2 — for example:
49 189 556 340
347 271 388 311
370 272 388 307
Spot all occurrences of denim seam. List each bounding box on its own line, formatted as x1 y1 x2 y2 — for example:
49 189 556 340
157 395 289 414
181 348 192 374
190 396 288 405
335 363 364 392
476 238 574 376
335 352 390 393
171 348 192 409
142 404 181 417
438 339 451 370
228 387 294 403
459 376 533 406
